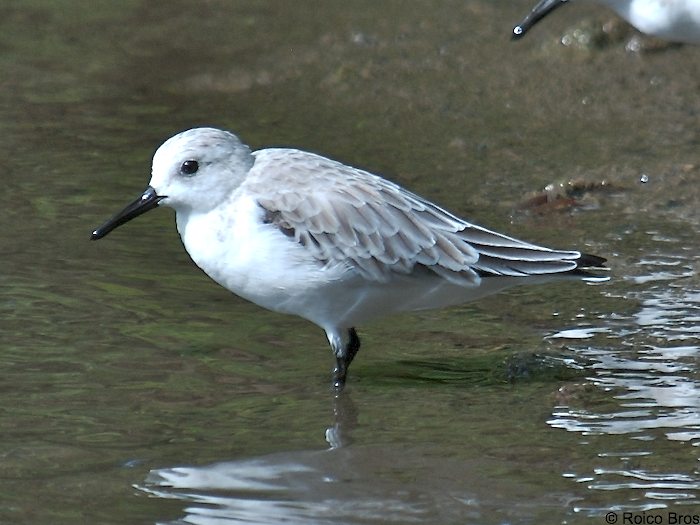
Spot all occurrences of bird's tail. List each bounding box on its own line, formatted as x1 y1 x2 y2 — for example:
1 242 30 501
570 253 610 281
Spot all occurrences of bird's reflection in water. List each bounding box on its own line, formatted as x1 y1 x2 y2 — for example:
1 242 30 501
137 387 602 524
137 393 435 525
324 391 358 449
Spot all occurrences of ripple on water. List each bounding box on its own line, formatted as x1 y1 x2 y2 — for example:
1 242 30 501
545 247 700 514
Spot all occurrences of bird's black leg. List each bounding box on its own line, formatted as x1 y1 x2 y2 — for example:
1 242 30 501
332 328 361 390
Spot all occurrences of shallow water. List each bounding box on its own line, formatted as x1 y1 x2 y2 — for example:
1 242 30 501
1 1 700 523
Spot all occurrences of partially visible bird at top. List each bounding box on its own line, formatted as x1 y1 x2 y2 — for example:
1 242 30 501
513 0 700 45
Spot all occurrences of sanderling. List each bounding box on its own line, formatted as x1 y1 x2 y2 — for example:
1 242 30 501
92 128 608 389
512 0 700 44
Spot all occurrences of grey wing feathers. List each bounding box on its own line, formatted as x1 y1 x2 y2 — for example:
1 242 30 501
251 149 602 285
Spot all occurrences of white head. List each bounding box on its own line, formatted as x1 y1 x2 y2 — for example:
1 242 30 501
92 127 254 240
150 127 254 213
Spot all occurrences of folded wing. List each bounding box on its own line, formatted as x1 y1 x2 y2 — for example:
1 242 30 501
249 149 606 285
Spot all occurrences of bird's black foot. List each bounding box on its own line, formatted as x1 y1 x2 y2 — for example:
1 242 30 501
331 328 361 391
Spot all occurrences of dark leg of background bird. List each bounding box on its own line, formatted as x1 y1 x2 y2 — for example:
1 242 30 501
332 328 361 390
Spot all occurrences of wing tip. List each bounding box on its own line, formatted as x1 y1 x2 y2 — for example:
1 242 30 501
572 252 610 281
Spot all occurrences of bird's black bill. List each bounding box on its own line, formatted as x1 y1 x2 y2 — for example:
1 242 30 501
512 0 568 39
91 186 165 240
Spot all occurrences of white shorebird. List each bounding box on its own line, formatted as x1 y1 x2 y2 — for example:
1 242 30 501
513 0 700 44
92 128 608 389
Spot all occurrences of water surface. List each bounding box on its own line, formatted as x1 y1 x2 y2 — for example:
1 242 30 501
1 1 699 523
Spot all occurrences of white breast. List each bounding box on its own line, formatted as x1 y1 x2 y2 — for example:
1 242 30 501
175 194 350 319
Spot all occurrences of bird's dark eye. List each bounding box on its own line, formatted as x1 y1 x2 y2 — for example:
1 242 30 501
181 160 199 175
